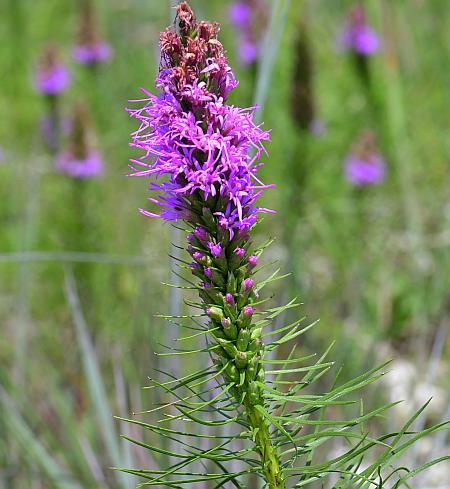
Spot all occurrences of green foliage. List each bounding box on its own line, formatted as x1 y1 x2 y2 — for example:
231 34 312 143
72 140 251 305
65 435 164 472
117 237 449 487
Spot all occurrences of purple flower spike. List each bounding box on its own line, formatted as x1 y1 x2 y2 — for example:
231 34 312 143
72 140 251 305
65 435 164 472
239 39 258 65
344 130 385 186
56 151 103 179
228 1 267 66
73 42 112 65
208 242 223 258
339 5 380 56
345 154 385 186
34 46 70 96
74 3 112 66
56 101 103 179
229 2 252 28
248 255 258 268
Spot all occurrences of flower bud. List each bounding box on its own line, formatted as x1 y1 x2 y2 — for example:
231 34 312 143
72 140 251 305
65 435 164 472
235 351 248 369
237 328 251 351
248 255 258 268
238 305 253 328
193 251 205 262
225 293 235 306
234 247 245 258
250 327 262 340
247 381 262 405
242 278 253 292
194 226 208 242
225 362 239 383
222 317 238 340
246 355 260 381
204 267 213 278
248 338 264 353
206 306 224 322
226 273 237 294
217 337 238 358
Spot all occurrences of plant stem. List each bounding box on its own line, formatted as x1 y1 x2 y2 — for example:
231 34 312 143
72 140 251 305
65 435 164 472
245 403 284 489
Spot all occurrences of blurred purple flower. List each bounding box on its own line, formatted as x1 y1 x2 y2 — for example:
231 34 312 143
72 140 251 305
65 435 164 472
56 151 103 179
228 0 267 66
229 2 252 28
344 131 385 186
56 101 103 179
339 5 380 56
73 42 112 65
34 46 70 95
239 39 258 65
74 3 112 67
345 154 385 186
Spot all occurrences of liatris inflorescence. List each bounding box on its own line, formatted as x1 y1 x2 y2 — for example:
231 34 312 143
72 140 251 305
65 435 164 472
128 3 282 485
34 44 71 96
344 130 385 186
34 45 71 153
124 3 448 487
229 0 267 66
339 4 380 57
338 4 380 84
56 101 103 179
73 1 112 67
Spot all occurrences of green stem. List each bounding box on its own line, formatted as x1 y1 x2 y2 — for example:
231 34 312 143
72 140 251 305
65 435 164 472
246 403 284 489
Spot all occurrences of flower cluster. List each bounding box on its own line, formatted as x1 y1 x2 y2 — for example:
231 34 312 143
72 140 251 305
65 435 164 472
229 0 267 66
339 4 380 56
34 45 71 96
128 2 271 237
344 130 385 186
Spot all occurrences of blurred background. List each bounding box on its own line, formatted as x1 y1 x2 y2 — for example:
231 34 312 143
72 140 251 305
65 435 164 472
0 0 449 487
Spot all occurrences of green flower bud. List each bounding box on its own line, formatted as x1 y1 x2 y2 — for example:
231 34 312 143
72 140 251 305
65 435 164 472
222 318 238 340
206 306 224 322
250 327 262 341
237 328 251 351
235 350 249 369
247 382 262 405
248 338 264 353
227 272 237 294
225 362 239 383
217 337 238 358
246 355 260 381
